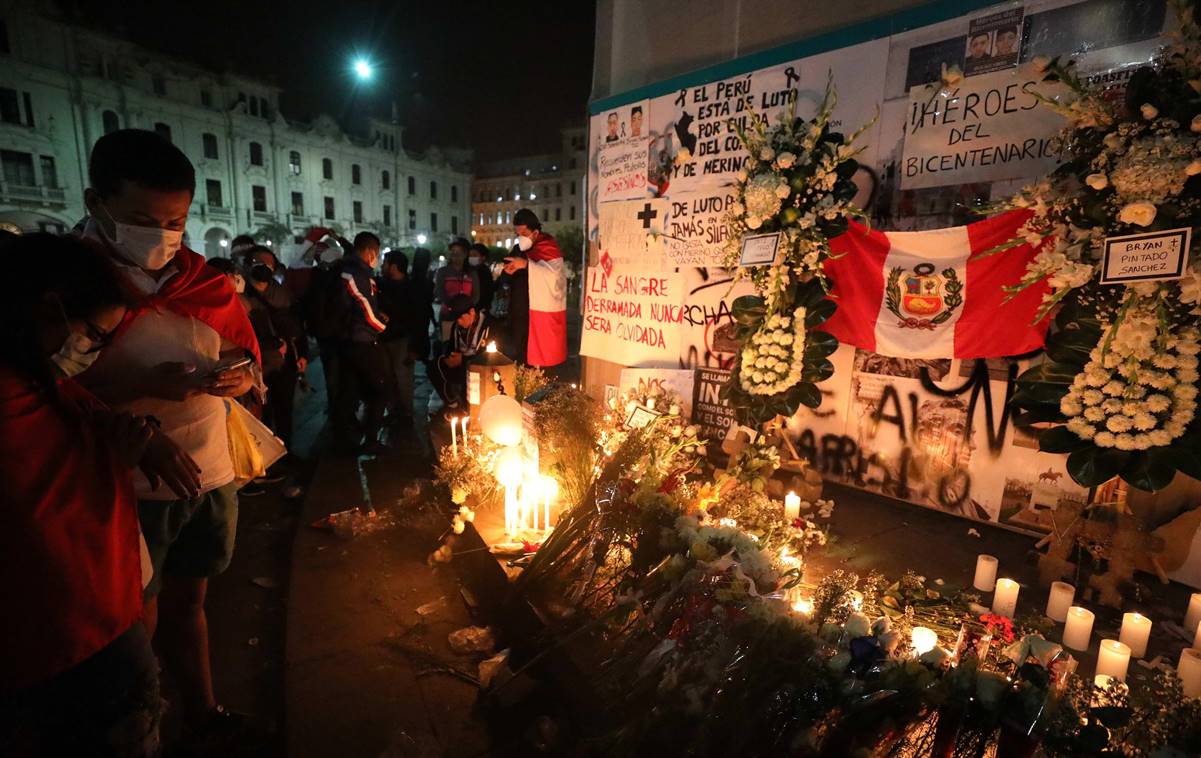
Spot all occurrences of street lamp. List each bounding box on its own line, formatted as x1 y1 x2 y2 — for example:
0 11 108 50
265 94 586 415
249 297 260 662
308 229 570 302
353 58 373 81
417 233 428 245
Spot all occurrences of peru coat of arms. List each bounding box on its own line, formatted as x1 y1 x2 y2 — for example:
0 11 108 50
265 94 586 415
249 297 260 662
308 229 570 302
885 263 963 329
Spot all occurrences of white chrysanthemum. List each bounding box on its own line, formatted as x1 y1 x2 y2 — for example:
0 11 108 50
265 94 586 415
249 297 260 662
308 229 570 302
775 151 796 169
1106 415 1133 433
1095 431 1117 447
1117 201 1157 226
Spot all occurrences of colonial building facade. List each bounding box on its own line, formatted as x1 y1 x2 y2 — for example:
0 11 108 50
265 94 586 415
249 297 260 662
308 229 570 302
0 5 472 257
471 126 585 248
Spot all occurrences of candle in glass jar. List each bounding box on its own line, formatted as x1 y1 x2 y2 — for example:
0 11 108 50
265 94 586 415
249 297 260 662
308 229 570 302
784 491 801 522
1063 606 1094 651
973 554 998 592
1119 612 1152 658
1045 581 1074 623
1178 648 1201 698
992 578 1019 618
1096 639 1132 682
1187 593 1201 635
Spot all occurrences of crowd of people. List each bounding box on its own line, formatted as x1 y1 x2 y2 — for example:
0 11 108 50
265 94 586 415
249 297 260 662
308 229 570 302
0 128 567 757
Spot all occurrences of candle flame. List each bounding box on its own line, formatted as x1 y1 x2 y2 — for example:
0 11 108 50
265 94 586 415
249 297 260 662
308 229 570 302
485 341 497 353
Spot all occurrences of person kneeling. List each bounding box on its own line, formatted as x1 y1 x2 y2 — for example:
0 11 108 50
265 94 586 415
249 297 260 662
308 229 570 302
432 294 490 414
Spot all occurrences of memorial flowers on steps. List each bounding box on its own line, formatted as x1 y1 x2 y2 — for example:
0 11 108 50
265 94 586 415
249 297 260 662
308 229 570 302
993 2 1201 490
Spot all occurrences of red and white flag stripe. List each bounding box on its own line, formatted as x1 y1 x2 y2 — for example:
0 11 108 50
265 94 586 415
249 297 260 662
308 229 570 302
821 209 1051 360
527 237 568 367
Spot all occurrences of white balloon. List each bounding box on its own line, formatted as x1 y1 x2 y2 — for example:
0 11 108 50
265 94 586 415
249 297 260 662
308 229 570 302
480 394 523 447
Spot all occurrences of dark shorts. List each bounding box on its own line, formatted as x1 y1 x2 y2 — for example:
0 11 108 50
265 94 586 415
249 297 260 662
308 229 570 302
138 481 239 598
0 623 161 758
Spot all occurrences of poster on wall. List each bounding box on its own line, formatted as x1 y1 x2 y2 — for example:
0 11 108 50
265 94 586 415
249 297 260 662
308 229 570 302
598 198 667 271
661 186 739 268
619 368 697 419
580 266 683 365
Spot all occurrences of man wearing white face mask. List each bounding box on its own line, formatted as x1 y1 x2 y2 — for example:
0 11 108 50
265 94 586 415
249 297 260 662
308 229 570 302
75 130 265 749
502 208 567 367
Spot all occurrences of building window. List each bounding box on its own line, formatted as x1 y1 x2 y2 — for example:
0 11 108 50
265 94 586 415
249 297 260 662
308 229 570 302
569 205 576 221
353 200 363 223
1 150 34 186
249 141 263 166
430 212 438 232
451 216 458 234
383 205 392 227
381 170 390 190
568 157 577 169
351 164 361 185
249 96 259 117
556 183 562 197
322 158 333 180
202 133 219 160
0 87 20 124
0 19 9 55
324 196 335 220
570 181 576 195
291 191 304 216
451 185 458 203
289 151 301 176
152 75 165 96
205 179 223 208
200 89 212 108
102 109 120 134
154 122 171 142
555 208 561 222
408 209 416 230
250 185 266 212
39 155 57 188
430 181 437 200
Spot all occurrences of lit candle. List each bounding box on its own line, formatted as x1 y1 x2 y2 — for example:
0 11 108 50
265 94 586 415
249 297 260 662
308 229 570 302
1118 612 1152 658
847 590 864 611
450 414 458 457
784 491 801 522
1195 619 1201 651
1045 581 1075 623
791 597 813 615
1178 648 1201 698
646 396 656 411
1063 606 1094 651
992 578 1019 618
911 626 938 656
1187 593 1201 635
1096 639 1131 682
460 416 470 453
973 555 998 592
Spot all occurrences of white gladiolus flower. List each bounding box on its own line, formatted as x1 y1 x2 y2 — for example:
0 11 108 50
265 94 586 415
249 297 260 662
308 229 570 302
775 151 796 169
1118 202 1157 226
760 147 775 161
775 183 791 199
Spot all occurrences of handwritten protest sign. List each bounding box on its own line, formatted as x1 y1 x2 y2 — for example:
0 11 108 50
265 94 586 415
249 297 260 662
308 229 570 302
580 267 684 365
901 69 1067 189
692 367 736 441
663 187 738 268
598 135 652 202
1101 228 1190 284
620 368 696 419
599 198 667 272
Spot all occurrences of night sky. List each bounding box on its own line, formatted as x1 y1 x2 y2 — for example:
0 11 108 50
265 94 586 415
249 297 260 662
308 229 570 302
64 0 596 163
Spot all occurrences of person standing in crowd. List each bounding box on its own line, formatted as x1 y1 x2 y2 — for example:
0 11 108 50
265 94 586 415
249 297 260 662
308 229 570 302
301 235 349 411
1 233 203 758
229 234 255 266
333 231 392 454
377 250 418 423
503 208 567 368
409 247 436 367
433 237 479 343
75 129 262 748
468 242 495 316
431 294 490 414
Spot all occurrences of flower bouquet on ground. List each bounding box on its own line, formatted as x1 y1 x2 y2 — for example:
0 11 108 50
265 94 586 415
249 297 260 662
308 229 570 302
994 3 1201 490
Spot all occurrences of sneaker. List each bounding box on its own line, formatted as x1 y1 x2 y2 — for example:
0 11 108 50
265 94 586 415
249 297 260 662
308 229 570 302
240 484 266 497
254 472 286 485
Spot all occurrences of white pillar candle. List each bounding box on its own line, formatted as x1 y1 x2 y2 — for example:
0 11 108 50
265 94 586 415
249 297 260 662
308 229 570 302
450 415 458 456
1195 619 1201 651
1178 648 1201 698
1045 581 1074 623
784 491 801 522
460 416 470 453
1118 612 1152 658
911 626 938 656
992 578 1019 618
1096 639 1132 682
1063 606 1094 651
1187 593 1201 635
973 555 998 592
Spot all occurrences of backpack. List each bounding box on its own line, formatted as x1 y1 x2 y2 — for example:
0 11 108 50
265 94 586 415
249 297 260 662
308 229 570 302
305 262 350 340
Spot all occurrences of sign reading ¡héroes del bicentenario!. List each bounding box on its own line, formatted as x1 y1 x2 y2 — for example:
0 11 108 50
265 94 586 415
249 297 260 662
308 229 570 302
1100 228 1190 284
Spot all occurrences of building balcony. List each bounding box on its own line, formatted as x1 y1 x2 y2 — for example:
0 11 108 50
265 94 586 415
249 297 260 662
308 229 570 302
0 182 67 208
200 204 234 222
252 210 277 224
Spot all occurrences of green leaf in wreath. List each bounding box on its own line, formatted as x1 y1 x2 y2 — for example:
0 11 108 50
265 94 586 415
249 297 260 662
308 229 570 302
1157 440 1201 481
801 358 835 383
804 330 840 360
804 299 837 328
1017 359 1081 385
1121 451 1178 492
1011 382 1069 409
796 278 830 308
1067 447 1129 487
789 382 823 409
731 295 767 328
1038 425 1091 454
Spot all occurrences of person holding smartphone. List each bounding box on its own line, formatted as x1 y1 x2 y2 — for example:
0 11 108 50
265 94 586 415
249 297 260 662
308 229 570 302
75 130 264 751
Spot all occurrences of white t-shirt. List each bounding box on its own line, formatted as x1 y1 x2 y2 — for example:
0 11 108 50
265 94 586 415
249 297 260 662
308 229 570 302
86 260 236 500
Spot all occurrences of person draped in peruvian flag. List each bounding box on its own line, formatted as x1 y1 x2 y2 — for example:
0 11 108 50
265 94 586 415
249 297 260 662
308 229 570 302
503 208 567 367
75 129 266 750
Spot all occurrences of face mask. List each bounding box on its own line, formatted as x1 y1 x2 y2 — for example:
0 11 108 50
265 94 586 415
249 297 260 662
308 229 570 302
232 273 246 294
468 256 482 266
51 331 101 378
517 235 533 252
97 204 182 270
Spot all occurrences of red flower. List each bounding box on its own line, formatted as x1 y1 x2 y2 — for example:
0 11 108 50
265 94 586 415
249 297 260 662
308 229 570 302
522 540 541 553
979 613 1016 643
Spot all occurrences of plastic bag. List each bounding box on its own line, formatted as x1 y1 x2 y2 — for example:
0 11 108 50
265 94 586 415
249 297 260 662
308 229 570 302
226 399 266 483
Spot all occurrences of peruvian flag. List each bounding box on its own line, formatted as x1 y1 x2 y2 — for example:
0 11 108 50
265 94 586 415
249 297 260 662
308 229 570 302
821 209 1051 359
527 234 568 367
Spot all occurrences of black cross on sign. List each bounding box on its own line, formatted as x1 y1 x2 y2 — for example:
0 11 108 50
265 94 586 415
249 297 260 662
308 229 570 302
636 202 658 228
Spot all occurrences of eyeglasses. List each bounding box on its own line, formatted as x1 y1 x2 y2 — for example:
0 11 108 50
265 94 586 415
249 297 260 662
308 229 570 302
55 297 119 353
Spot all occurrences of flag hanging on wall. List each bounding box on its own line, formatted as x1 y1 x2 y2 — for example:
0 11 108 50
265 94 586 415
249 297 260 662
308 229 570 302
821 209 1052 359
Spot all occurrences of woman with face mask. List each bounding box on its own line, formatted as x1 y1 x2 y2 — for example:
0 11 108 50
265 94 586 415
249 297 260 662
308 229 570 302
0 234 201 757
